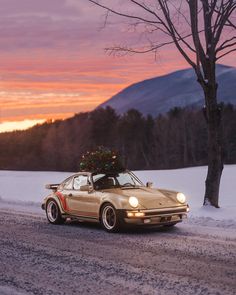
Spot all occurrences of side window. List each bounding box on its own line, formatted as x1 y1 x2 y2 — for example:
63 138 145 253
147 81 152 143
63 177 73 190
73 175 88 190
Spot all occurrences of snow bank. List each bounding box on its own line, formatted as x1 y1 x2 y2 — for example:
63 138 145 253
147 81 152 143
0 166 235 226
135 165 236 225
0 170 71 214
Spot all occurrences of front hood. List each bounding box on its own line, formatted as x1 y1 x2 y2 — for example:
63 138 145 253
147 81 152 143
102 187 179 209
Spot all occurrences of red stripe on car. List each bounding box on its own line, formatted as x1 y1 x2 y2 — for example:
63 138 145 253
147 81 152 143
56 192 68 211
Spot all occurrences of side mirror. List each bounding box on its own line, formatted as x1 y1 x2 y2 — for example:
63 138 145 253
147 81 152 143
80 185 93 192
146 181 153 188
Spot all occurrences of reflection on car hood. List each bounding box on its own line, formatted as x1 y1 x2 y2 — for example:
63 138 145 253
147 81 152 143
102 187 179 209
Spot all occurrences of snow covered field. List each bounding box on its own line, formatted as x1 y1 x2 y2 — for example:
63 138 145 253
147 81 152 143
136 166 236 226
0 165 235 227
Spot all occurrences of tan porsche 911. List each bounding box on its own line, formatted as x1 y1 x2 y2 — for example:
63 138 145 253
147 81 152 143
42 170 189 232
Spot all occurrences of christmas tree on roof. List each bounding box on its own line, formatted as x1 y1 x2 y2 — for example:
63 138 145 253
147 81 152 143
79 146 125 174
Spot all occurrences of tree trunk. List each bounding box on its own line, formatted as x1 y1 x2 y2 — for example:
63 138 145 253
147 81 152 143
203 91 224 208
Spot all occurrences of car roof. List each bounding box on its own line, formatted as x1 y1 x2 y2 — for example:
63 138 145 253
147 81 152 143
74 170 130 176
73 172 92 176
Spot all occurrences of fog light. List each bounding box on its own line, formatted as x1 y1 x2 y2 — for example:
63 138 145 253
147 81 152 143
144 219 151 224
135 212 145 217
127 212 134 217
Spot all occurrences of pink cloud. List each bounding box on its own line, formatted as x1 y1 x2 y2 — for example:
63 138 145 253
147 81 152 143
0 0 235 125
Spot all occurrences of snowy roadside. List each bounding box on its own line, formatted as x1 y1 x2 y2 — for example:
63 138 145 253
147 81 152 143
135 166 236 225
0 166 235 236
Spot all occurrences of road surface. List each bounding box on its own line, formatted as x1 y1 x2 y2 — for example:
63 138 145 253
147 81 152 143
0 209 235 295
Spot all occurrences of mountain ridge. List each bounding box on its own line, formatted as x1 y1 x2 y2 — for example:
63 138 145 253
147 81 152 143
98 64 236 116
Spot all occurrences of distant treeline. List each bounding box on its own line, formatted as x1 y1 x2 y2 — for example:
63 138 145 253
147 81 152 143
0 104 236 171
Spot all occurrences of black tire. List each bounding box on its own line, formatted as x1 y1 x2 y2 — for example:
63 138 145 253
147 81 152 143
100 203 121 233
46 199 65 225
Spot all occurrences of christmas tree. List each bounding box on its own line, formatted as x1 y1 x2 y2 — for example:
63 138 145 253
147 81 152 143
79 147 125 174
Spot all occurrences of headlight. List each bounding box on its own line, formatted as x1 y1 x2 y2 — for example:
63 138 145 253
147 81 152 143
129 196 139 208
177 192 186 204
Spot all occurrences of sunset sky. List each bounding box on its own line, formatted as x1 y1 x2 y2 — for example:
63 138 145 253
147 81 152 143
0 0 235 132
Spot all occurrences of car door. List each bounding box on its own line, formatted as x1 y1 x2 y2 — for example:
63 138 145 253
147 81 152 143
66 175 100 219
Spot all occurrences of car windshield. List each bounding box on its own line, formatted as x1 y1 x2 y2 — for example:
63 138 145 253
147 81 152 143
92 172 143 190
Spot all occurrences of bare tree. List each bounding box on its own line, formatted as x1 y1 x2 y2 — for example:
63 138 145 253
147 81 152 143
87 0 236 207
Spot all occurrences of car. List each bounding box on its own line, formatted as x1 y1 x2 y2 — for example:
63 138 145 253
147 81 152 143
42 170 189 232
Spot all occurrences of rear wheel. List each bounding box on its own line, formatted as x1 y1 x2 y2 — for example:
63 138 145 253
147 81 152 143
46 200 65 225
101 204 120 233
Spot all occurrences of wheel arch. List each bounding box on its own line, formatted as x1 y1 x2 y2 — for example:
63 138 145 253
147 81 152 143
46 196 64 214
99 194 129 219
99 201 116 220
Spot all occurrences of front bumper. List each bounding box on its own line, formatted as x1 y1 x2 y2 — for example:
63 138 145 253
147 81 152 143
120 205 188 226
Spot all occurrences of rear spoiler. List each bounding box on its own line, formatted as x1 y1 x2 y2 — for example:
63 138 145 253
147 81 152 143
45 184 59 190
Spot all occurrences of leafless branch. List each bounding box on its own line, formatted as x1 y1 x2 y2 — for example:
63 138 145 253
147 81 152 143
87 0 235 71
157 0 197 69
88 0 164 25
217 47 236 59
105 41 174 55
226 18 236 29
216 36 236 52
213 0 236 45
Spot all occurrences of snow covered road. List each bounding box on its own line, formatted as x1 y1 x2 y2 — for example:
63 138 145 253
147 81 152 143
0 209 236 295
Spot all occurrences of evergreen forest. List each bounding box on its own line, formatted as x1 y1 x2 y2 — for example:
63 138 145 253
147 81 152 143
0 105 236 171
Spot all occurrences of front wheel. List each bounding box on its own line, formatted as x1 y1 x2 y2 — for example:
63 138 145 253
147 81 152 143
101 204 120 233
46 200 65 225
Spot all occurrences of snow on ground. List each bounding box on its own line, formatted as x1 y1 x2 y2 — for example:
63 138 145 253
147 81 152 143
0 170 71 215
135 165 236 225
0 165 235 228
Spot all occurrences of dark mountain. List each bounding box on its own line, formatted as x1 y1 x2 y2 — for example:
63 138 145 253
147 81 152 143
98 64 236 116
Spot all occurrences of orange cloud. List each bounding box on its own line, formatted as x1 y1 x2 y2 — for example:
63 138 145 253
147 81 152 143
0 0 235 133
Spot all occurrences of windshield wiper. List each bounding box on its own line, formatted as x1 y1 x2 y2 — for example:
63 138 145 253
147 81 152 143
121 184 139 189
